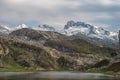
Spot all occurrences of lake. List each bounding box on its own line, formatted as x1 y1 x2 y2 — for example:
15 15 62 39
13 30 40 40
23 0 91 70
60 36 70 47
0 71 119 80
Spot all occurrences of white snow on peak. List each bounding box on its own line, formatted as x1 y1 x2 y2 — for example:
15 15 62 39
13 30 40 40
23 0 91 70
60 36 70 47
0 24 11 34
60 20 118 41
0 24 29 34
0 21 118 43
15 24 28 30
0 24 10 30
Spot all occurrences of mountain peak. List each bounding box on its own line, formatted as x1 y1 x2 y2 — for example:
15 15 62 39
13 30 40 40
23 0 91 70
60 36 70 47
36 24 55 31
64 20 91 29
16 24 29 29
62 20 118 43
0 24 11 34
0 24 10 30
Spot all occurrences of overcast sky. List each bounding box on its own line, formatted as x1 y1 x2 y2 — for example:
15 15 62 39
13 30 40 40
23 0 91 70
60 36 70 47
0 0 120 31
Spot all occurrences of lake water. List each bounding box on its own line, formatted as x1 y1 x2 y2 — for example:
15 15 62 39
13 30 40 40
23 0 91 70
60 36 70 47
0 71 119 80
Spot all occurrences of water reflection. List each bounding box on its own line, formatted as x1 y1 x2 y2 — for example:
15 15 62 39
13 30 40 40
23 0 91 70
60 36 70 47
0 72 119 80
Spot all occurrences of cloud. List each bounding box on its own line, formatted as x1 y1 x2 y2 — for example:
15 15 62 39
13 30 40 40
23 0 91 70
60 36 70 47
0 0 120 31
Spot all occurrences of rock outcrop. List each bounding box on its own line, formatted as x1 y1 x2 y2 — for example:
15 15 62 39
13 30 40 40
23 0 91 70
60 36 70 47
118 30 120 48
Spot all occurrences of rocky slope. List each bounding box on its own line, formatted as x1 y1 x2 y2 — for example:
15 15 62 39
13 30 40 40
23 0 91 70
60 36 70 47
5 28 119 71
0 34 108 71
10 28 117 55
0 23 119 72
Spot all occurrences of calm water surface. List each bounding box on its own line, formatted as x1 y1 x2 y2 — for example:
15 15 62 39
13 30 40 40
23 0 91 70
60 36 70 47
0 71 119 80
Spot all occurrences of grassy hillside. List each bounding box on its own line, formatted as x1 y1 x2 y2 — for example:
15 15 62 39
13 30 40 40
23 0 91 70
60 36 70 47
0 37 60 71
45 39 117 56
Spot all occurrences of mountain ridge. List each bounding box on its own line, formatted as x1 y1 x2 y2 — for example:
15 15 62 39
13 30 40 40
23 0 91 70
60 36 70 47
0 25 119 72
0 20 119 47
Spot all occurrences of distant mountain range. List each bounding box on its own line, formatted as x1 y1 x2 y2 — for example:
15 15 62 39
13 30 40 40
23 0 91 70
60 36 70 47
0 24 28 34
0 20 119 47
63 21 118 40
0 21 120 72
60 21 118 47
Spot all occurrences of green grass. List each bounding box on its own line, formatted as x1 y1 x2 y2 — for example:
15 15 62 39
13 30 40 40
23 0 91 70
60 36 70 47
2 55 18 67
85 69 114 74
46 39 117 55
0 53 35 72
0 66 34 72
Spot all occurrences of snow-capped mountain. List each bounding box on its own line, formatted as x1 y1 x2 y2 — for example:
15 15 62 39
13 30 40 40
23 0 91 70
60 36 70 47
61 20 118 41
33 24 55 31
0 21 118 47
0 24 29 34
15 24 29 30
0 24 11 34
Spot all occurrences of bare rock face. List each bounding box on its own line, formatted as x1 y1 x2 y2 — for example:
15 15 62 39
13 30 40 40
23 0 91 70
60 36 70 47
118 30 120 48
0 43 9 56
0 44 4 67
0 41 9 67
0 44 4 55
